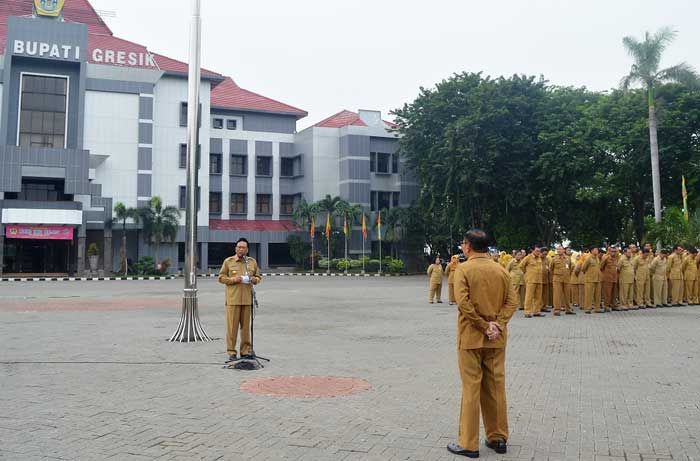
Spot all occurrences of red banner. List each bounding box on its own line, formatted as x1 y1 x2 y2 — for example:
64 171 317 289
5 225 74 240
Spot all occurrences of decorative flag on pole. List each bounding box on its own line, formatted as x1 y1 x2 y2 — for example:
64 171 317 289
377 211 382 241
325 212 331 239
682 176 689 222
310 216 316 238
343 214 348 236
361 214 368 241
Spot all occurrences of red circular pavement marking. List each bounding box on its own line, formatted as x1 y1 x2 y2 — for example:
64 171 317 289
0 297 178 312
240 375 371 398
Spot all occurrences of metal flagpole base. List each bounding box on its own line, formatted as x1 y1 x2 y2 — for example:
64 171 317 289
169 288 211 342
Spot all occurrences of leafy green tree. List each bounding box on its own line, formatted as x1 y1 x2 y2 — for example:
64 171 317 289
292 198 319 231
139 196 181 267
112 202 139 276
621 27 699 223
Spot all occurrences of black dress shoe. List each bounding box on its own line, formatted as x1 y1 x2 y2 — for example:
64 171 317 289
485 439 507 454
565 311 576 315
447 443 479 458
241 354 255 360
226 355 237 362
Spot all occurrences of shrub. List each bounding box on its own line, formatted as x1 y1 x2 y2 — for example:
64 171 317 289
366 259 380 272
134 256 157 275
87 243 100 257
349 259 363 269
387 258 405 273
336 259 352 271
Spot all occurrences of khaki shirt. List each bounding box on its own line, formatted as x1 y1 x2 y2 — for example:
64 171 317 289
506 258 524 286
632 255 651 281
427 263 444 284
454 253 518 350
650 256 668 281
217 255 262 306
580 254 601 283
549 255 571 283
667 253 684 280
682 255 698 281
617 256 635 284
519 254 547 284
600 254 619 283
445 262 459 284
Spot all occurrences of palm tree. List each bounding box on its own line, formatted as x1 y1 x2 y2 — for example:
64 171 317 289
621 27 699 223
292 198 319 231
378 207 406 258
139 196 181 268
112 202 138 276
333 200 363 270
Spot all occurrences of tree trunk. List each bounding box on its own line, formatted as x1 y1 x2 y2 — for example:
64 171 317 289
648 89 662 224
155 239 160 268
121 231 127 276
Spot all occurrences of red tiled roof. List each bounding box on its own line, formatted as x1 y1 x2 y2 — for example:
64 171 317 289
313 110 398 129
210 219 301 232
211 77 307 118
0 0 111 34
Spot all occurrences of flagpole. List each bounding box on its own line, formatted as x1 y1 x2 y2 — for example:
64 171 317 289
361 213 366 274
311 234 314 273
378 211 382 275
344 214 348 274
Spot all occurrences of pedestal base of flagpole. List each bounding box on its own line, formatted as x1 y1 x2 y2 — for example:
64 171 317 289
169 288 211 342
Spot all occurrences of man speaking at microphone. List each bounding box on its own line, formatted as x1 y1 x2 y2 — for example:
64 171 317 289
218 238 262 362
447 229 517 458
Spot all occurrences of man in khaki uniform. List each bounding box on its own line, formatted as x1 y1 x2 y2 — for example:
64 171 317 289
633 248 652 308
644 243 655 302
218 238 262 362
427 256 444 303
571 251 586 308
579 247 602 314
668 246 685 306
519 247 546 318
447 229 518 459
650 249 669 308
617 248 635 310
600 247 620 312
541 249 553 312
445 255 460 305
550 246 574 315
682 248 698 305
506 251 525 310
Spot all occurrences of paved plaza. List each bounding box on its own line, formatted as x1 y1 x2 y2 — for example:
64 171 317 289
1 276 700 461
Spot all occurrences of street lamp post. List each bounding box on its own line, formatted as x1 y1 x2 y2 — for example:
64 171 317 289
169 0 210 342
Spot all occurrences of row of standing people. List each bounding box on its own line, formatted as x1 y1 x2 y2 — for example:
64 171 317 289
504 243 700 316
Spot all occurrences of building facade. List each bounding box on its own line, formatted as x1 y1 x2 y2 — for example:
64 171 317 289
0 0 417 275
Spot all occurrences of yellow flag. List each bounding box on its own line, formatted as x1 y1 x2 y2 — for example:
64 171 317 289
377 211 382 241
310 216 315 238
343 215 348 236
361 214 368 240
325 213 331 239
682 176 689 221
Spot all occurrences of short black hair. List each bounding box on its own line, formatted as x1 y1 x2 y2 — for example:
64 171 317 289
235 238 249 247
463 229 489 253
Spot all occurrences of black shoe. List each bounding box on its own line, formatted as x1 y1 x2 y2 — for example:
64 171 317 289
226 355 237 363
437 300 443 303
241 353 255 360
447 443 479 458
485 439 507 454
565 311 576 315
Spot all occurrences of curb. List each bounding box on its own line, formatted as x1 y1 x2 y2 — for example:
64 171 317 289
0 272 413 282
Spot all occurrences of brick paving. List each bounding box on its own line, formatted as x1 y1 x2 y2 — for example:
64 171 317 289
1 277 699 460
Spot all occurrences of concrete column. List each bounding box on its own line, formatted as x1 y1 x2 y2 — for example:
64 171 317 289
247 140 256 221
200 242 209 273
0 226 4 277
272 142 280 220
103 236 112 274
77 236 86 274
260 237 269 270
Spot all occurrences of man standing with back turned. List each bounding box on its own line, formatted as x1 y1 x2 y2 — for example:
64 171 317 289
218 238 262 362
448 230 518 458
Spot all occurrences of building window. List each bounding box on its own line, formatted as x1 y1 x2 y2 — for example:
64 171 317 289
212 118 223 129
256 194 271 214
392 153 399 174
370 152 376 173
392 192 400 208
376 153 390 174
179 186 200 210
230 193 246 214
256 156 272 176
18 74 68 148
378 191 391 210
227 119 237 130
179 144 201 169
231 155 247 176
281 158 294 177
209 153 222 174
179 102 201 127
370 191 377 212
209 192 222 214
280 195 296 215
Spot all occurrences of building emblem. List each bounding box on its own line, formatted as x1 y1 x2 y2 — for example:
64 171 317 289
34 0 66 17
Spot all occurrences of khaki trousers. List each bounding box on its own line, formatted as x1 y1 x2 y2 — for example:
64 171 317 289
226 304 252 356
653 278 668 307
512 284 525 309
684 279 698 304
524 283 543 315
619 282 634 308
429 283 442 302
635 278 651 306
458 347 508 451
448 283 456 303
602 281 618 309
552 281 571 313
670 279 683 304
572 284 583 306
584 281 601 312
542 282 552 308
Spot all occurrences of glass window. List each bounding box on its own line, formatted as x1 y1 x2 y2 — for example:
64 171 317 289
256 156 272 176
256 194 271 214
212 118 223 129
280 195 295 215
179 144 201 169
209 153 222 174
230 193 246 214
392 192 400 208
281 158 294 177
370 152 376 172
376 153 390 173
378 191 391 210
231 155 247 176
392 154 399 174
179 186 200 210
227 119 237 130
18 74 68 148
209 192 222 214
179 102 202 127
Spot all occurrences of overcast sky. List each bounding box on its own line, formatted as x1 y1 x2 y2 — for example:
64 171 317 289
90 0 698 129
